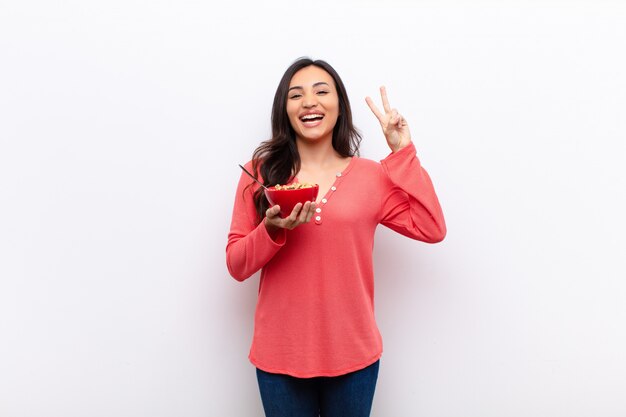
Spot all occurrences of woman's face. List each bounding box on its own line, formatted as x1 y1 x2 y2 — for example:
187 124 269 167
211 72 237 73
286 65 340 144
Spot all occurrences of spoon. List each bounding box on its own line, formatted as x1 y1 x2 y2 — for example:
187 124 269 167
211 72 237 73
238 164 268 190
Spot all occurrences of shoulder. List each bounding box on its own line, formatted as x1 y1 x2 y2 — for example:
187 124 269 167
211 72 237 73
241 159 255 172
344 157 386 190
351 156 384 175
235 159 264 193
239 159 265 181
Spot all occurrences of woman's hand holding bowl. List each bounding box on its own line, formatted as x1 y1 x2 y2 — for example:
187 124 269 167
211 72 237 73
264 202 317 237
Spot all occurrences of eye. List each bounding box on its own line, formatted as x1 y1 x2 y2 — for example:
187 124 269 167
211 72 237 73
289 93 302 99
317 90 329 95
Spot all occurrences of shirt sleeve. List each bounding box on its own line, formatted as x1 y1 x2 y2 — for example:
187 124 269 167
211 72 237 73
378 142 447 243
225 164 287 281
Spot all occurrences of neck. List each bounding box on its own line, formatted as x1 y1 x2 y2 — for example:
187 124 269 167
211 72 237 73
296 136 341 168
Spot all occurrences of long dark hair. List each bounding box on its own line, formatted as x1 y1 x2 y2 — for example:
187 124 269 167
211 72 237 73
249 57 362 222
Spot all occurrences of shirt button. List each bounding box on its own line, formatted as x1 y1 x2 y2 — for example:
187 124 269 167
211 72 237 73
336 172 342 177
315 216 321 221
330 186 336 191
321 198 328 203
315 208 321 213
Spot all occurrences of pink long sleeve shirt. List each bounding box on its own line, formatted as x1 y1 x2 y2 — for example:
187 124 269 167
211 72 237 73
226 142 446 378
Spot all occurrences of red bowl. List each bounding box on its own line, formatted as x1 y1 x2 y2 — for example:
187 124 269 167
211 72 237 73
264 185 319 218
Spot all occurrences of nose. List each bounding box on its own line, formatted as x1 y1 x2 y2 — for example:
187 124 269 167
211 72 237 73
302 92 318 108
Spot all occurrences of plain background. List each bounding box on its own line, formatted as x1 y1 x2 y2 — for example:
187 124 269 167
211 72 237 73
1 0 625 416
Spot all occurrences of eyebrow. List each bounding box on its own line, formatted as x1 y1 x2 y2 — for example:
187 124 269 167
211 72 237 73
288 82 330 92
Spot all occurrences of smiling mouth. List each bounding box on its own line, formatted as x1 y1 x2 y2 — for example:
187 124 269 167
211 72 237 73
300 114 325 124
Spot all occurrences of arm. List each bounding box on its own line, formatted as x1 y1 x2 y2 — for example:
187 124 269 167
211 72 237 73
225 167 287 281
366 86 446 242
225 165 317 281
379 142 446 243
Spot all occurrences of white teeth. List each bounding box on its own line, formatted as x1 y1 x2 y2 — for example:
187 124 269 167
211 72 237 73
301 114 324 121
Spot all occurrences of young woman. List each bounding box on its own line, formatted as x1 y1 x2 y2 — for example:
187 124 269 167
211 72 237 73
226 57 446 417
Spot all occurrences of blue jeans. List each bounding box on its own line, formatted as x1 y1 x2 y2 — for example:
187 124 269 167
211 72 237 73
256 360 379 417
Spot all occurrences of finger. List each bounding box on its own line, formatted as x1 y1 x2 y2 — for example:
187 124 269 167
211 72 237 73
266 205 280 219
306 201 316 222
365 96 384 122
391 110 401 126
305 202 316 223
380 86 391 113
287 203 303 223
280 203 302 229
298 201 311 223
391 109 406 127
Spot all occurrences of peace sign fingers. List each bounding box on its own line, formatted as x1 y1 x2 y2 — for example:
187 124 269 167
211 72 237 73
365 86 412 152
380 85 392 113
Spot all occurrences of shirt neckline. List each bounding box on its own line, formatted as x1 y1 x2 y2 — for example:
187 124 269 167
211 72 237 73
294 156 358 224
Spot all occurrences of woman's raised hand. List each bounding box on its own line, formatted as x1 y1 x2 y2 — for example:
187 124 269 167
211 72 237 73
365 86 412 153
264 201 317 236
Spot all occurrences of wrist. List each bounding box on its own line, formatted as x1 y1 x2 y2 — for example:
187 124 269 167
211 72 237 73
392 140 411 153
264 217 280 240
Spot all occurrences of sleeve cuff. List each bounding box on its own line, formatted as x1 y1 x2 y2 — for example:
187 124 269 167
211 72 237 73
260 221 287 247
381 141 416 164
380 141 418 175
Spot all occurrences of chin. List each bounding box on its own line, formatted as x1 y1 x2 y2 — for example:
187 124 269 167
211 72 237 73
297 127 333 141
298 133 331 143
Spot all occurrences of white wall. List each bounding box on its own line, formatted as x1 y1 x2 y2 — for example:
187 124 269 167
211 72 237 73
1 1 625 416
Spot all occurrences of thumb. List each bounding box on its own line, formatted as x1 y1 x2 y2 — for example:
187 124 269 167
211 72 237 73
266 205 280 218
